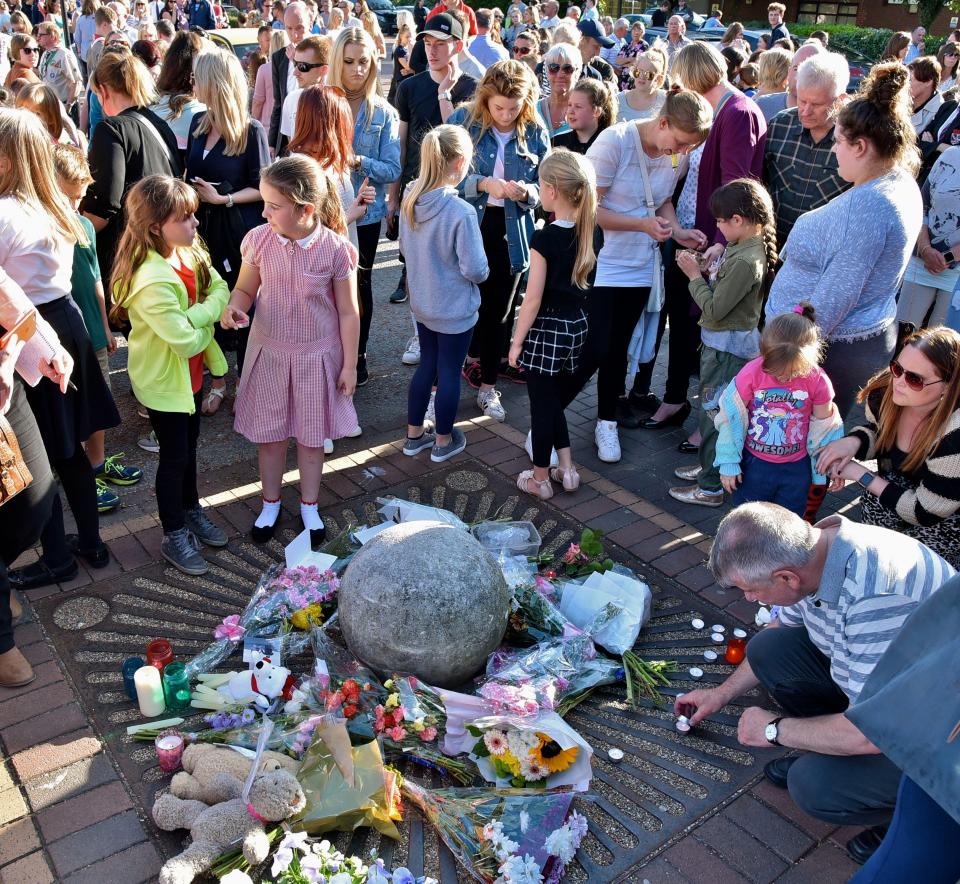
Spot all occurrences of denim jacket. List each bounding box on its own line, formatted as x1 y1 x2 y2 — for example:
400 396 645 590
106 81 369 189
448 106 550 274
351 99 401 227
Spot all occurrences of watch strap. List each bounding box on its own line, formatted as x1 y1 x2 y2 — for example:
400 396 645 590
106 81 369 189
768 716 784 746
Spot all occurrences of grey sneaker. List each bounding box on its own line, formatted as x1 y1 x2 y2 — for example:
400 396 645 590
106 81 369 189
403 431 436 456
185 506 228 547
138 431 160 453
161 527 208 575
431 428 466 463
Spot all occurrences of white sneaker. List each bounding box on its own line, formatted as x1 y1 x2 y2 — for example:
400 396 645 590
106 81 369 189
424 390 436 429
595 420 621 463
525 430 559 468
402 335 421 365
477 388 506 422
323 438 334 455
346 425 362 438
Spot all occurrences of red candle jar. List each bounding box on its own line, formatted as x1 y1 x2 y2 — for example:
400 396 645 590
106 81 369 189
155 731 184 772
725 628 748 664
146 639 173 673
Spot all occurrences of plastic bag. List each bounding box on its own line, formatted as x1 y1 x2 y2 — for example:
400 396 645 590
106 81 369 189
376 497 467 530
558 567 652 655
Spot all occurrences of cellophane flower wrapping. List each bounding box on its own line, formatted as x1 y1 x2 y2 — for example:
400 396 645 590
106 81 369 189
446 712 593 792
183 564 341 679
480 636 622 714
401 781 585 884
376 497 468 530
290 733 401 840
507 581 584 646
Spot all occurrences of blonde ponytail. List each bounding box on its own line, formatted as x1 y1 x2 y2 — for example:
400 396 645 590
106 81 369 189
401 124 473 229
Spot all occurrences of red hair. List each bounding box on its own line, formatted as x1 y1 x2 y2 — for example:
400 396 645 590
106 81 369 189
287 85 353 175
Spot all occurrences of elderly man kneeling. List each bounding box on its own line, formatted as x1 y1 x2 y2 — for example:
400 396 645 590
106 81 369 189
676 502 954 864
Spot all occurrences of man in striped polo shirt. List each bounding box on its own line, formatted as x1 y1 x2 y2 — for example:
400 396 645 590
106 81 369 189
675 502 954 864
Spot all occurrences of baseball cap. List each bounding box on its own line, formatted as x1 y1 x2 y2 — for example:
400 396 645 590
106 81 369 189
418 12 463 41
577 19 615 47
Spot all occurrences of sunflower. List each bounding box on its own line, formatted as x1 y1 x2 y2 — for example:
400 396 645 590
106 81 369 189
530 733 578 774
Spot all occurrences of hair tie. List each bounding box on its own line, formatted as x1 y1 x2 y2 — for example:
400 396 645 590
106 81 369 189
792 305 805 315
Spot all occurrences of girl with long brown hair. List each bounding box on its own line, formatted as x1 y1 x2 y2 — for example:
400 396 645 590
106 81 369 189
818 326 960 567
448 59 549 424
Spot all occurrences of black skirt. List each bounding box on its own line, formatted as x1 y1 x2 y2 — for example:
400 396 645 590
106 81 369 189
0 380 55 565
24 298 121 461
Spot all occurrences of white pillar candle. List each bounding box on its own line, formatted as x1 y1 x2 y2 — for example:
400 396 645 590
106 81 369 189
134 665 166 717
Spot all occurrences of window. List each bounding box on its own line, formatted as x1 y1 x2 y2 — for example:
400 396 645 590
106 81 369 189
796 0 859 23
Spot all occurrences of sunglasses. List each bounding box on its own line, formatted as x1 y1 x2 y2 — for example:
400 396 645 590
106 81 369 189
294 59 325 72
22 45 39 53
632 68 656 81
513 45 531 55
889 359 946 391
548 63 576 74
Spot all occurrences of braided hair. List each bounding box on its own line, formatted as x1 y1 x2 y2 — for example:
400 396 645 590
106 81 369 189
708 177 778 296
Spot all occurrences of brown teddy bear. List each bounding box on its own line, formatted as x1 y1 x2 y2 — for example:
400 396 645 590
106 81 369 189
170 743 300 803
153 767 306 884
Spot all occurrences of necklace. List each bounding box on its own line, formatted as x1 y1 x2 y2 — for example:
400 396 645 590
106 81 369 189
342 85 366 102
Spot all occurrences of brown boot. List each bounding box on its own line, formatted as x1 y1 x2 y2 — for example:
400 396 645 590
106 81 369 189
10 594 22 626
0 647 35 688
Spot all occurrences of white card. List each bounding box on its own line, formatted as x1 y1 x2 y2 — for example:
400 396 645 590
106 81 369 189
284 528 338 571
352 523 391 545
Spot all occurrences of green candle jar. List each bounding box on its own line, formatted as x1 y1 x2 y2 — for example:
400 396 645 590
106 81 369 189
162 662 191 713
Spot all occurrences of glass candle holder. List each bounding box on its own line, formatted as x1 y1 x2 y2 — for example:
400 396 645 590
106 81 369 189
122 656 144 701
146 639 173 673
155 731 185 772
725 636 747 664
162 662 191 713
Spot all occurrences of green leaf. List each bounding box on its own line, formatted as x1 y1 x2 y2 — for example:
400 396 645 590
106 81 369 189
472 739 490 758
466 724 482 737
581 528 596 543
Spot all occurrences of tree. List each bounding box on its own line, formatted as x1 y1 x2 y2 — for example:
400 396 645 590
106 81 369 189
918 0 945 31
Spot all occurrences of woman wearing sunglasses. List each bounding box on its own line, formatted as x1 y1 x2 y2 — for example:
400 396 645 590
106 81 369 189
817 326 960 568
4 34 41 89
538 42 581 138
616 41 666 123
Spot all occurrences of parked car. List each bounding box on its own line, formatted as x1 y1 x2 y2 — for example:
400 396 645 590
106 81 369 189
207 27 260 68
643 6 705 29
368 0 398 35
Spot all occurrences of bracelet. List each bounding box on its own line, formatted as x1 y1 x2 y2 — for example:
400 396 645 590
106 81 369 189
225 193 234 208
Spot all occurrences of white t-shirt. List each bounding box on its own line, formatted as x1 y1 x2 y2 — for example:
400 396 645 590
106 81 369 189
280 87 302 138
0 197 74 307
586 121 684 287
486 128 513 208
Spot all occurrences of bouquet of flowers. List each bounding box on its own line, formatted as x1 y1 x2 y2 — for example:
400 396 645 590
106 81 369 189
556 528 613 578
506 579 583 647
402 781 588 884
481 636 623 717
447 713 592 792
184 565 341 678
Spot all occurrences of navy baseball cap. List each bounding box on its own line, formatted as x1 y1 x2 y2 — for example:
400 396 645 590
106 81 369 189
418 12 464 41
578 19 615 47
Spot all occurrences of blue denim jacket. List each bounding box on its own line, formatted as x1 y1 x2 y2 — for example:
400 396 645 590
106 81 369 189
448 107 550 274
351 100 402 227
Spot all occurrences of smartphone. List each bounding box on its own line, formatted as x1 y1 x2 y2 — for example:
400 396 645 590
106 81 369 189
0 310 37 350
944 250 956 267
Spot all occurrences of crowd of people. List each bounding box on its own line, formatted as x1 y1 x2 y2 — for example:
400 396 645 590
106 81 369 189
0 0 959 878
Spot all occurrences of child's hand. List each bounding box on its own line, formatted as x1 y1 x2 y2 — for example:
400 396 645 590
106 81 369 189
220 305 249 329
337 366 357 397
105 330 117 354
676 250 703 280
508 340 523 368
720 473 741 494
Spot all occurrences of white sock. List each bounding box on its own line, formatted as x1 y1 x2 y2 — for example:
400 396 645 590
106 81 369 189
300 501 324 531
255 498 281 529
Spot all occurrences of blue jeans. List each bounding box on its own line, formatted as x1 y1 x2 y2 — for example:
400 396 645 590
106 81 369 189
732 450 810 517
852 775 960 883
408 323 474 436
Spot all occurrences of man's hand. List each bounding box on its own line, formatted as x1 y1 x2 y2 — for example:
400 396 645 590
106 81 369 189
674 687 727 726
737 706 780 747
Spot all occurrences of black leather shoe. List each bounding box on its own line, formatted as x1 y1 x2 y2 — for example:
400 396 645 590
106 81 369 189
304 521 327 547
846 826 888 866
250 514 280 544
763 756 798 789
614 400 643 429
627 392 661 416
65 534 110 569
9 558 79 590
677 440 700 453
641 400 692 430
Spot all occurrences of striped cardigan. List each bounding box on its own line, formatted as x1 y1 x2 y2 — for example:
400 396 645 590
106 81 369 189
849 390 960 527
714 378 845 483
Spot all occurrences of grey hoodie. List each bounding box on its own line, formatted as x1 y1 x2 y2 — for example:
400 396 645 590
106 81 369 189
399 186 489 335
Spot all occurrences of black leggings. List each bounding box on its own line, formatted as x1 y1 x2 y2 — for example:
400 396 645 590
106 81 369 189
356 220 381 357
39 449 101 566
560 284 651 421
526 371 572 468
473 207 523 386
148 393 202 533
632 246 701 403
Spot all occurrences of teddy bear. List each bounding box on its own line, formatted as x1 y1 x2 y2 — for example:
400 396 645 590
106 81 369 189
170 743 300 803
153 767 306 884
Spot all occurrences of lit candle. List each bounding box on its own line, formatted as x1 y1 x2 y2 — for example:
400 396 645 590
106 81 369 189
134 665 166 717
155 732 185 772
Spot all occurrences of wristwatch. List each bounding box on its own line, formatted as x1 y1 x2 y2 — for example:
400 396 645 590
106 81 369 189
765 716 784 746
438 90 453 102
856 469 876 490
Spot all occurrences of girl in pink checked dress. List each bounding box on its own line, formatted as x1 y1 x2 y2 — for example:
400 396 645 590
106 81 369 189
221 156 360 545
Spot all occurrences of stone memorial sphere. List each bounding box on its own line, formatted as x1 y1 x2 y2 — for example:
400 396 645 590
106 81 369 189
338 521 511 688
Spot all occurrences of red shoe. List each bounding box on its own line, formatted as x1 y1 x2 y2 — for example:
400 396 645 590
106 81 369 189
461 360 482 389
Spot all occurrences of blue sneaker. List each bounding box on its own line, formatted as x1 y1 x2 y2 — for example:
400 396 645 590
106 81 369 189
403 431 436 456
96 452 143 486
431 428 466 463
96 478 120 513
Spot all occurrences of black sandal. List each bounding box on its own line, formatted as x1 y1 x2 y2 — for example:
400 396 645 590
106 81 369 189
9 558 79 590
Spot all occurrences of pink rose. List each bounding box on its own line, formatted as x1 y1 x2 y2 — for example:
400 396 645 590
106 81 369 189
388 726 406 742
420 727 437 742
562 543 582 564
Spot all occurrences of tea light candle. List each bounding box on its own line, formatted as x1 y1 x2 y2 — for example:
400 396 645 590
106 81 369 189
732 628 748 639
711 624 726 633
703 649 718 662
691 618 705 630
711 632 725 643
607 748 624 763
155 732 184 772
134 665 165 717
689 667 704 679
675 715 691 733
